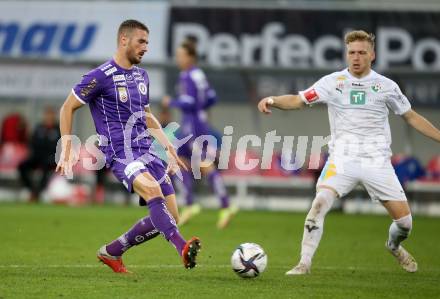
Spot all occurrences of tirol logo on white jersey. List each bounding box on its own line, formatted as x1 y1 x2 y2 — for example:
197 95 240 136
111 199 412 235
350 90 366 105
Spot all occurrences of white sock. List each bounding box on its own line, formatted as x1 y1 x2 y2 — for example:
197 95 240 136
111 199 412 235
387 214 412 251
299 189 336 267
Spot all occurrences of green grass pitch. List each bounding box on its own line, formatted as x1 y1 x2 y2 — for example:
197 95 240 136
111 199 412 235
0 203 439 298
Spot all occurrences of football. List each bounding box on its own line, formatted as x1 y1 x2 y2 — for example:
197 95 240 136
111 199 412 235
231 243 268 278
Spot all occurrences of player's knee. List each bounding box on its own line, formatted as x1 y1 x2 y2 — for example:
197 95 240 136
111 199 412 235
133 173 163 199
139 186 164 201
394 214 412 233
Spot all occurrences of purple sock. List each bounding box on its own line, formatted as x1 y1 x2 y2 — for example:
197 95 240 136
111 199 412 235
208 170 230 208
106 216 160 256
147 197 186 255
181 170 195 205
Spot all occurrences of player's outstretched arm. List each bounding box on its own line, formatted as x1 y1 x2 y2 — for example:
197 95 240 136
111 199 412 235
403 109 440 143
56 93 83 177
144 106 188 173
257 95 305 115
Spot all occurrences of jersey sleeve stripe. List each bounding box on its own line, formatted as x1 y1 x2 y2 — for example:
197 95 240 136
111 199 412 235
71 88 86 105
298 91 309 104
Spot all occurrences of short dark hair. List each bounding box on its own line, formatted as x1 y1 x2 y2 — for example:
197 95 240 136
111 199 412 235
117 19 149 43
180 40 197 58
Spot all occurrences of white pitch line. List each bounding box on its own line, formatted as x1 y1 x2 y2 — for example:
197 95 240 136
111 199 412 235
0 265 388 271
0 264 232 269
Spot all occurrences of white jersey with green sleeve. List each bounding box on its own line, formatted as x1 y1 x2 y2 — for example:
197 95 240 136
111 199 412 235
299 68 411 163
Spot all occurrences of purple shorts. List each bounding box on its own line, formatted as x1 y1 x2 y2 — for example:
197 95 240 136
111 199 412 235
110 154 175 205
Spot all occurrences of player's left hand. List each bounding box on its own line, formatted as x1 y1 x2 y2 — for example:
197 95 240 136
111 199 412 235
166 145 188 174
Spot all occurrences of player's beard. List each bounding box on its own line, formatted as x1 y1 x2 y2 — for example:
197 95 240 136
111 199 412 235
127 48 141 65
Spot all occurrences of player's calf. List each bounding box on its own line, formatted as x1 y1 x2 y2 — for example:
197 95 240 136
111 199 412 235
298 189 336 269
387 214 412 251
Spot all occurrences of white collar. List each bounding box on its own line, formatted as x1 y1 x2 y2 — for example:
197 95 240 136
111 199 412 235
343 68 376 81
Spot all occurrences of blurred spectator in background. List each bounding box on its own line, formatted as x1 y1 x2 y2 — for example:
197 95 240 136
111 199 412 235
0 113 28 145
18 107 60 202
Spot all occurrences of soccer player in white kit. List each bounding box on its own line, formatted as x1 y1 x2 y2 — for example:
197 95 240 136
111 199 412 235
258 30 440 275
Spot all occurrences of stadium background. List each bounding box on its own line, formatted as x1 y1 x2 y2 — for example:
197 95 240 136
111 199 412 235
1 1 440 298
1 0 439 214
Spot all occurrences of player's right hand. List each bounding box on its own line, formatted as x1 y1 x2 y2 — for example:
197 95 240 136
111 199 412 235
56 159 73 179
165 146 188 175
258 97 274 114
55 150 77 179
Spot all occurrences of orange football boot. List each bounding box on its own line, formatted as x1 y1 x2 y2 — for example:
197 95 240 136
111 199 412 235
181 237 201 269
97 246 130 274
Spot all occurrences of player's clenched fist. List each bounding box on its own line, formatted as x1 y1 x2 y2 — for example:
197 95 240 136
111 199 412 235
257 97 274 114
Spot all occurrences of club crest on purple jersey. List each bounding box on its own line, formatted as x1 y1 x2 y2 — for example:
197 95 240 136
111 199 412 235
118 87 128 102
138 82 147 95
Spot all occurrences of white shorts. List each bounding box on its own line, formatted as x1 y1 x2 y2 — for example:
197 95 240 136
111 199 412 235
317 159 407 201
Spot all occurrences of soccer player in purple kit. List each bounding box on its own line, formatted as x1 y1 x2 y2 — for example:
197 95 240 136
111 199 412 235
56 20 201 273
162 40 237 229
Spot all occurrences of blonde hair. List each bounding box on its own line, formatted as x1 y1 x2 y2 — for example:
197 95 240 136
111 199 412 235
344 30 375 48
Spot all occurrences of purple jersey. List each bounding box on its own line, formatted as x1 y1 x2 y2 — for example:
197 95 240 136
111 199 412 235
72 59 154 164
171 66 217 138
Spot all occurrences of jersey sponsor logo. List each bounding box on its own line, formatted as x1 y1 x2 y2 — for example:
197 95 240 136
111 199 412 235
112 74 125 82
104 67 117 76
134 72 144 81
100 64 113 71
303 88 319 103
80 78 97 97
118 87 128 103
125 74 134 82
115 81 127 87
138 82 147 95
350 90 366 105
